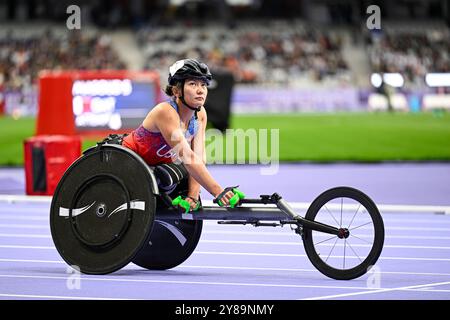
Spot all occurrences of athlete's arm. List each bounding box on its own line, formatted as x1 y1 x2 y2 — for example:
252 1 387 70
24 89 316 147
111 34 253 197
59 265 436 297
186 107 207 203
153 103 223 199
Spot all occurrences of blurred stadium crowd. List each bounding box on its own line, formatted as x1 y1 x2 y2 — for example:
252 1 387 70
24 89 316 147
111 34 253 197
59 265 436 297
0 31 125 91
0 0 449 115
367 26 450 89
137 21 350 87
1 23 448 92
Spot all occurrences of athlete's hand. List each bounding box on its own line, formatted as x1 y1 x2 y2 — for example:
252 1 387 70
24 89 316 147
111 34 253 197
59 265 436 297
172 196 200 213
216 190 235 206
185 196 201 211
214 186 245 208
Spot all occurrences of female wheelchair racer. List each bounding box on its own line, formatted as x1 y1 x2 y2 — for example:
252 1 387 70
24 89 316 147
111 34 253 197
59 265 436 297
50 59 384 280
122 58 238 212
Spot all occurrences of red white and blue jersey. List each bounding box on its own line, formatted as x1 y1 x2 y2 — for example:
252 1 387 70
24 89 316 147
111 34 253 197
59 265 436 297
123 99 199 165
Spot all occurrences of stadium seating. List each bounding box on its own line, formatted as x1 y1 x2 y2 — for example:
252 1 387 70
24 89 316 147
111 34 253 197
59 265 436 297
0 25 125 93
365 22 450 89
1 19 449 115
136 20 351 87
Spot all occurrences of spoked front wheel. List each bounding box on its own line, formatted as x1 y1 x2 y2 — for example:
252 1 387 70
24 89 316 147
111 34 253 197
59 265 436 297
302 187 384 280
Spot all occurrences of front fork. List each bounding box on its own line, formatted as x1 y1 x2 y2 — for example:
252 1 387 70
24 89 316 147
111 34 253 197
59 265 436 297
265 194 349 239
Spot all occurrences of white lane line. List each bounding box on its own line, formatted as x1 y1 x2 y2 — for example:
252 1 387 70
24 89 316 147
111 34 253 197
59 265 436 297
402 288 450 293
0 274 391 291
364 235 450 240
0 258 62 264
202 231 450 240
0 293 135 300
3 213 450 226
1 234 450 250
0 224 49 229
0 195 52 203
0 274 449 296
0 245 55 250
193 251 450 262
2 195 450 213
4 230 450 241
198 240 450 250
362 218 450 224
2 196 450 214
207 226 450 232
2 258 450 278
0 215 48 221
178 266 450 279
1 245 449 262
302 281 450 300
2 222 450 232
0 233 51 239
0 208 49 213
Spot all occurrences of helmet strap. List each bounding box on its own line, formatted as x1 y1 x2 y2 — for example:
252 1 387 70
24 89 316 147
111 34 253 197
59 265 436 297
179 80 201 119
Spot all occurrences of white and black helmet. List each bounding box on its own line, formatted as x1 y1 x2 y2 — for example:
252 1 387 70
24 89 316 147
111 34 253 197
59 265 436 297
168 59 212 86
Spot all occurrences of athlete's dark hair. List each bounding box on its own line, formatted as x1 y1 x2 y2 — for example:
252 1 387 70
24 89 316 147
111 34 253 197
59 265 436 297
164 82 183 97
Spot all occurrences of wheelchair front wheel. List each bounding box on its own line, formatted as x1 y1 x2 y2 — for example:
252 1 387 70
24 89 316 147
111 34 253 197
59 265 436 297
302 187 385 280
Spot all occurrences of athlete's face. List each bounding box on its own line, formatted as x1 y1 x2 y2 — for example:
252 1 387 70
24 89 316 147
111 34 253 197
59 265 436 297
182 79 208 108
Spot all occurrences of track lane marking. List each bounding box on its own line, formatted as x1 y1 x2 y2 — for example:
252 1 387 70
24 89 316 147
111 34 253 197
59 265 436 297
1 246 450 261
302 281 450 300
2 234 450 250
0 293 135 300
0 274 405 291
2 258 450 278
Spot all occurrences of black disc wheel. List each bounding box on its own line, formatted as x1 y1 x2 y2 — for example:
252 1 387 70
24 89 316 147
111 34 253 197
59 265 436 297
50 145 157 275
132 178 203 270
302 187 384 280
132 218 202 270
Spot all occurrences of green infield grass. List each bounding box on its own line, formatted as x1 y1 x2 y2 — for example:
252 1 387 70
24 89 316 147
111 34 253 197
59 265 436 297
1 111 449 166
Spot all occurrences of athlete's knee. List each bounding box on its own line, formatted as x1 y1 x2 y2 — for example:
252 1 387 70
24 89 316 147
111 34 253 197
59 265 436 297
154 162 188 193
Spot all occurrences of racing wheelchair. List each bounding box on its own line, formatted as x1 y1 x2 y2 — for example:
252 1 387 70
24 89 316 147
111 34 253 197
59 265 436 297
50 138 385 280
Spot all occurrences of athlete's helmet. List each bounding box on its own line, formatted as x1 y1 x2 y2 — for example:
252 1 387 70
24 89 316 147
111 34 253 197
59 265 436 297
168 59 212 86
